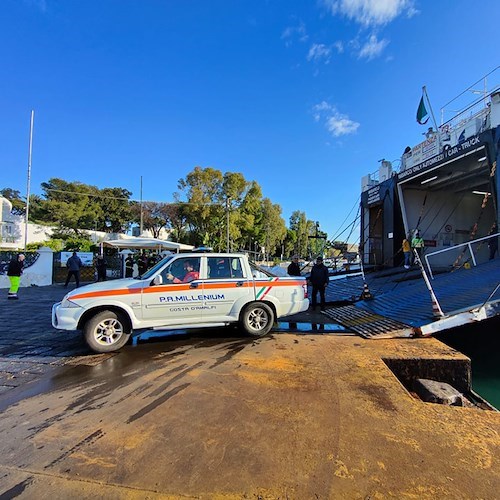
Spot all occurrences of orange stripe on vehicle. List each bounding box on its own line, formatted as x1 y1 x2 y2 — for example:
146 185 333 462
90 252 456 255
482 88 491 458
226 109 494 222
70 279 303 301
71 288 142 300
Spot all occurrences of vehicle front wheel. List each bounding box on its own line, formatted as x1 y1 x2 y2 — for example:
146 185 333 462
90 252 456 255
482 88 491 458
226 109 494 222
240 302 274 337
83 310 131 353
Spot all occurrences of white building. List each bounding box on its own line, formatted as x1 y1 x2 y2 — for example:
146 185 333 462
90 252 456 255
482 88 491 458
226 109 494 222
0 196 54 250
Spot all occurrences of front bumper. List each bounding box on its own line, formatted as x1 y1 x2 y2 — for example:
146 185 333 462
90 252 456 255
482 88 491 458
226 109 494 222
52 302 81 331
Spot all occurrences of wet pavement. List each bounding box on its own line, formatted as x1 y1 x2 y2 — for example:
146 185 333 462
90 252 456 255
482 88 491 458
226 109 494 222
1 285 500 498
0 283 346 395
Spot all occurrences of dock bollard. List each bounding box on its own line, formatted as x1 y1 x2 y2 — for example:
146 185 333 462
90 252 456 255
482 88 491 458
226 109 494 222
360 282 373 300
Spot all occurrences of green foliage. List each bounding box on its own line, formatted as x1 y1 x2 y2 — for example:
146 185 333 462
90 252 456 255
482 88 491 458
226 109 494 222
260 198 286 257
176 167 267 252
0 188 25 215
130 201 174 238
5 171 353 260
42 239 66 252
26 242 43 251
62 235 95 252
31 178 132 235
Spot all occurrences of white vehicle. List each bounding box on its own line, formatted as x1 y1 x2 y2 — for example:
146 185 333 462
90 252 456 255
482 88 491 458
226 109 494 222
52 252 309 353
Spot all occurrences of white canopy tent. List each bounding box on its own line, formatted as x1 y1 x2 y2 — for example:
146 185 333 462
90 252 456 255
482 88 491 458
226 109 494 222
103 237 194 253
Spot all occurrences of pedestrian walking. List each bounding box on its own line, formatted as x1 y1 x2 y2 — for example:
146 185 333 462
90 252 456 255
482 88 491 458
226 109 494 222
96 255 107 281
308 256 329 310
287 255 301 276
402 235 412 269
7 253 25 300
64 251 83 287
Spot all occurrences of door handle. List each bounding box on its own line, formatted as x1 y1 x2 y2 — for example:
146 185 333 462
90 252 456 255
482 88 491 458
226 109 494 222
236 281 244 287
190 282 199 289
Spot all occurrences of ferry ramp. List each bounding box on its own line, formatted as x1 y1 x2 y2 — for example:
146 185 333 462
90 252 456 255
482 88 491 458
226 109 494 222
322 259 500 338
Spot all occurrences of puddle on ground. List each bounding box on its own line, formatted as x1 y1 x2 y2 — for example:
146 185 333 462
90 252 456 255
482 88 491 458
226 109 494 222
132 322 349 345
275 322 349 334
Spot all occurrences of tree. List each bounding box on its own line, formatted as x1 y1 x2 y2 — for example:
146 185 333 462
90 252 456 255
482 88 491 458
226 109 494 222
289 211 309 257
0 188 25 215
177 167 261 251
99 187 133 233
131 201 173 238
233 181 263 251
260 198 287 258
31 179 132 236
177 167 225 247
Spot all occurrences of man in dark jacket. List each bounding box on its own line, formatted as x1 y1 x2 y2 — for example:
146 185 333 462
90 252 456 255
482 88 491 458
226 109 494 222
96 255 107 281
7 253 25 300
287 255 301 276
65 251 83 287
309 256 329 310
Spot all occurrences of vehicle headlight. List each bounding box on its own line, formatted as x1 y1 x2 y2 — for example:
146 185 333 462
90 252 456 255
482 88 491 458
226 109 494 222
60 297 81 309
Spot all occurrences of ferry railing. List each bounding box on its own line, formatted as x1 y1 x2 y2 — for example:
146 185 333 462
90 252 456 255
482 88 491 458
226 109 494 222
440 67 499 126
424 232 499 279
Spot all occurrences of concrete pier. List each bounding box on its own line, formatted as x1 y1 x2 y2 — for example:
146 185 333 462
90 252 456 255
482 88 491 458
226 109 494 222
0 285 499 498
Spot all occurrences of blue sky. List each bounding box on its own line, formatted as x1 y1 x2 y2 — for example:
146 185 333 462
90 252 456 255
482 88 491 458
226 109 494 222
1 0 499 243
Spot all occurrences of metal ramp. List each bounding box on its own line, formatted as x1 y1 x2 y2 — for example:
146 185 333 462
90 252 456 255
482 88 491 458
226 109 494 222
322 305 413 339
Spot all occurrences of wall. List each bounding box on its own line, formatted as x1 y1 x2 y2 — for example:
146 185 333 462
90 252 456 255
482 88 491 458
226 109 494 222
0 247 54 288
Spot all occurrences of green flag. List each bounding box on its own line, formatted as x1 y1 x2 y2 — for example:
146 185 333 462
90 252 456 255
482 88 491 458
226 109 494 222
416 95 429 125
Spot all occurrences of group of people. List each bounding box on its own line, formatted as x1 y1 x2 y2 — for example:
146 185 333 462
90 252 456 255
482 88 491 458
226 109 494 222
125 252 162 278
287 255 329 311
402 230 424 269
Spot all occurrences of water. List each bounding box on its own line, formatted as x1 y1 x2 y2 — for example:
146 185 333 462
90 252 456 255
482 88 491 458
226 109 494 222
437 316 500 410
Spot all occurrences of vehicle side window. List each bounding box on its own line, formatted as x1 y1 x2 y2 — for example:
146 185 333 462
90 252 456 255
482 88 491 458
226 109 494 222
231 258 244 278
159 257 201 284
207 257 231 279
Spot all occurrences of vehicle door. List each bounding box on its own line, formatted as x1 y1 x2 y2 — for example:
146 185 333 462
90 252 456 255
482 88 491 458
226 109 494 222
201 256 253 320
141 256 204 324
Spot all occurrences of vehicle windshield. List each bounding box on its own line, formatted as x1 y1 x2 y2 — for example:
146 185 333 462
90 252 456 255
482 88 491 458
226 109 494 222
138 255 175 280
249 261 276 278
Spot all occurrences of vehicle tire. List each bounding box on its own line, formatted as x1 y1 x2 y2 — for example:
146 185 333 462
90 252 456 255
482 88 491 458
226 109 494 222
240 302 274 338
83 310 131 353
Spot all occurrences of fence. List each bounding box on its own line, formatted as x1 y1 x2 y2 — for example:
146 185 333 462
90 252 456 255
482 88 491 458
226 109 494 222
52 253 123 284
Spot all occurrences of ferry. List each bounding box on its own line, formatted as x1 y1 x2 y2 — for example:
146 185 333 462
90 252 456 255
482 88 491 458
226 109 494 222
329 68 500 338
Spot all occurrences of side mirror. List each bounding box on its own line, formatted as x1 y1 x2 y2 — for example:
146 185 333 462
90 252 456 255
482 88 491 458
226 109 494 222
152 275 163 286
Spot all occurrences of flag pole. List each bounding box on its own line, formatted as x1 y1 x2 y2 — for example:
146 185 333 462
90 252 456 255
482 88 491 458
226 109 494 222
423 86 441 150
423 86 439 132
24 110 35 252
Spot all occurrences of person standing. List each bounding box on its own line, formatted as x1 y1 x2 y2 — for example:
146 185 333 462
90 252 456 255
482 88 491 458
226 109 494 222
308 256 329 310
137 252 148 276
125 254 134 277
402 235 412 269
7 253 25 300
65 251 83 287
96 255 107 281
287 255 301 277
488 222 498 260
411 230 424 262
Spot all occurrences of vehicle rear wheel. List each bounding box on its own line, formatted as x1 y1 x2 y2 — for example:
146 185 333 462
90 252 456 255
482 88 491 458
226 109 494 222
240 302 274 337
83 310 131 353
